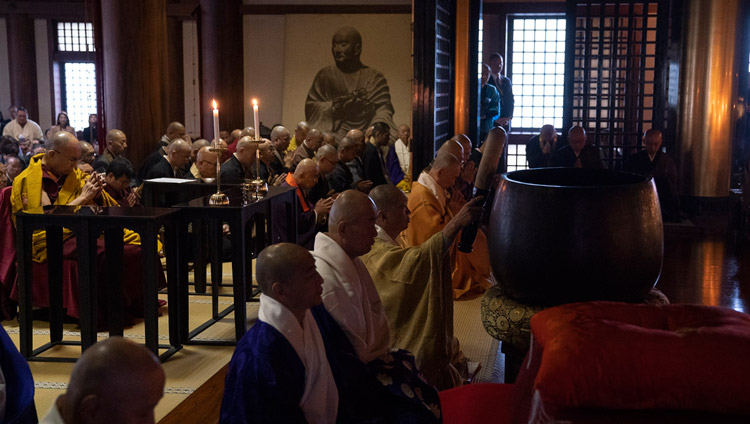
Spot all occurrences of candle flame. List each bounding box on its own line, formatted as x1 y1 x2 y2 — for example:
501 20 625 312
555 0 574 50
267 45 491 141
212 99 218 109
252 98 258 106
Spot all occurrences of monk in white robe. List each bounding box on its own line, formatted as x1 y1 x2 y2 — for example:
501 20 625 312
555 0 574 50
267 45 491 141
361 185 484 389
404 153 493 298
313 190 441 422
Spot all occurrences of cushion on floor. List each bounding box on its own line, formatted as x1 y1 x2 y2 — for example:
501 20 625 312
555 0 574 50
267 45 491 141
529 302 750 415
439 383 515 424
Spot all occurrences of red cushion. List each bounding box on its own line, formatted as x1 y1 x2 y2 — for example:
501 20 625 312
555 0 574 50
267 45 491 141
529 302 750 415
439 383 515 424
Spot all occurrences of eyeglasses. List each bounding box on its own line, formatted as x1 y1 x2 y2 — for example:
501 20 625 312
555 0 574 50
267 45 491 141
52 149 81 163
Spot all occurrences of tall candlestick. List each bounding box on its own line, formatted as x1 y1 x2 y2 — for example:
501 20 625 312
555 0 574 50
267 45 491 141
212 99 220 147
252 99 259 137
256 148 260 180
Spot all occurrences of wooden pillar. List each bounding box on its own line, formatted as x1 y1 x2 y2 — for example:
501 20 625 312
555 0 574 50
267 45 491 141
677 0 742 197
167 17 185 125
7 13 39 119
200 0 243 138
454 0 481 144
100 0 169 168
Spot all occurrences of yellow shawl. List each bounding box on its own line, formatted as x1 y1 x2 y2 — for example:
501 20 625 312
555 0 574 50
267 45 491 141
11 153 141 262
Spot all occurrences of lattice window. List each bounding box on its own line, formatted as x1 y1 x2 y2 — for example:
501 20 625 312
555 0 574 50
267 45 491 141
566 1 670 170
508 17 566 133
507 144 528 172
56 22 94 52
63 63 96 130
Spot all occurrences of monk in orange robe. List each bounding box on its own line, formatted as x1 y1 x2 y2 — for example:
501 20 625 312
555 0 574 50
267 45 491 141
403 153 493 299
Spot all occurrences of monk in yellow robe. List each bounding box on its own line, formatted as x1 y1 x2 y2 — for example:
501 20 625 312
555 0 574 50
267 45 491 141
361 184 484 389
10 131 150 322
403 153 493 299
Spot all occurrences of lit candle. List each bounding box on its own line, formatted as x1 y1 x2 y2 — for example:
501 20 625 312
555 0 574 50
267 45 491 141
212 99 220 147
252 99 259 138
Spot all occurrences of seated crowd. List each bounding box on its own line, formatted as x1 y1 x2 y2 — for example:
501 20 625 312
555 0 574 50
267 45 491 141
0 100 688 422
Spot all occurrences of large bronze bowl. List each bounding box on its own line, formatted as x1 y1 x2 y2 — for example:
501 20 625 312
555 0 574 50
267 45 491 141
488 168 663 305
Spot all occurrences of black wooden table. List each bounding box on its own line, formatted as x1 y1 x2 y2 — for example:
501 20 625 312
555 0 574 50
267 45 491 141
15 205 181 361
142 179 241 293
173 185 297 344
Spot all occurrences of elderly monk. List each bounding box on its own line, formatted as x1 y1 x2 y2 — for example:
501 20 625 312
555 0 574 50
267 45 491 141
551 125 603 169
10 132 155 323
93 129 127 173
405 154 493 298
144 138 191 180
190 145 218 181
221 243 431 423
79 141 96 165
312 190 441 422
451 134 477 201
292 128 323 171
361 185 484 389
40 337 165 424
226 128 246 155
136 121 187 183
287 121 309 153
308 144 338 204
251 140 285 185
269 126 292 175
190 138 210 163
327 136 358 193
221 136 257 184
273 159 334 249
624 128 680 221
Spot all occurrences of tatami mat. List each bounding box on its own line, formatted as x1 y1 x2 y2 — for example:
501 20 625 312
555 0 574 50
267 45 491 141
5 262 504 421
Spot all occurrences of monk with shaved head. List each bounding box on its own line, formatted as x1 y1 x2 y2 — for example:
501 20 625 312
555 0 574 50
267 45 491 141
11 131 158 325
551 125 603 168
292 128 323 171
41 337 165 423
406 148 493 298
220 136 256 183
312 190 442 421
272 158 334 249
93 129 128 173
144 138 191 180
191 145 218 180
362 184 484 388
136 121 189 183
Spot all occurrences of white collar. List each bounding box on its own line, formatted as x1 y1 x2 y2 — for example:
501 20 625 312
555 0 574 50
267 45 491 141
418 171 446 209
375 224 397 246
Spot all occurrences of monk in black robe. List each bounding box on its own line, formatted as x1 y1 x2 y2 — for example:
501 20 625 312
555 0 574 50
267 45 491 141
624 128 681 222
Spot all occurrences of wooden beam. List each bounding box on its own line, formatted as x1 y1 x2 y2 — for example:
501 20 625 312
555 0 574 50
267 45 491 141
241 4 411 15
158 364 228 424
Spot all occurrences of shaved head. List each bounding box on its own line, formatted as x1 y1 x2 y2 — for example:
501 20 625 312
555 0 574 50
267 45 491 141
329 189 375 234
166 121 186 141
294 158 319 189
316 144 338 161
47 130 78 152
346 129 364 145
256 243 311 295
437 139 464 163
192 138 209 151
236 136 259 166
369 184 406 213
240 127 256 138
430 153 462 190
169 139 190 155
62 337 164 423
79 141 95 164
452 134 472 162
328 190 378 257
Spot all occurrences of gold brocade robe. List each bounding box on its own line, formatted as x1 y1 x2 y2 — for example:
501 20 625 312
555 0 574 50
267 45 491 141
10 153 141 263
361 227 462 390
403 179 493 299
